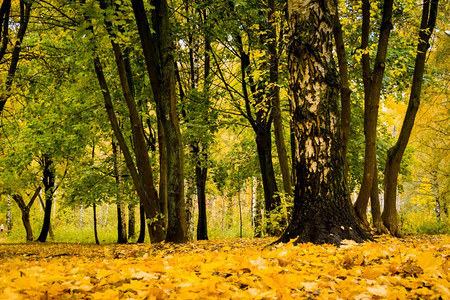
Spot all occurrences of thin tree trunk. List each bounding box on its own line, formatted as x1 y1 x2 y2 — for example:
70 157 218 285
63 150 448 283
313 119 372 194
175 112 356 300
128 204 136 240
93 203 100 245
80 205 84 229
184 174 195 241
6 195 12 232
91 0 164 243
237 33 281 230
355 0 395 229
0 0 31 116
37 155 55 242
93 56 164 242
226 195 233 229
116 204 127 243
383 0 438 237
252 177 262 237
12 187 40 241
195 144 208 240
332 0 351 180
370 162 388 234
0 0 12 62
433 173 441 221
256 129 283 236
113 140 127 244
37 193 54 239
157 120 168 231
268 0 292 197
137 202 146 243
238 187 243 238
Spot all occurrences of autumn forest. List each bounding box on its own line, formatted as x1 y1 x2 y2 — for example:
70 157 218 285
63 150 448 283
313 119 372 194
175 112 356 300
0 0 448 298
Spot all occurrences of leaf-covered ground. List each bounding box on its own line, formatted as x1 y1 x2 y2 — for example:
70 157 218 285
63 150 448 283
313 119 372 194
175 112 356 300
0 235 448 299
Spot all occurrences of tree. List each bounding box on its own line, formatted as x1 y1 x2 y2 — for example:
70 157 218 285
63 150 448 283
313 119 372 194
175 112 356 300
112 140 127 244
383 0 439 237
268 0 292 198
332 0 351 180
11 187 40 241
353 0 395 231
131 0 187 243
36 154 55 242
277 0 370 245
80 0 166 243
210 0 285 234
0 0 32 116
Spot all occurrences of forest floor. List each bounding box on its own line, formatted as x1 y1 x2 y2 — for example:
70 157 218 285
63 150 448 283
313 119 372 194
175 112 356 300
0 235 448 299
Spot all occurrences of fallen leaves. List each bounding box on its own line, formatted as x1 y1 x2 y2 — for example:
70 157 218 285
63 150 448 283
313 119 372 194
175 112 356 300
0 235 448 299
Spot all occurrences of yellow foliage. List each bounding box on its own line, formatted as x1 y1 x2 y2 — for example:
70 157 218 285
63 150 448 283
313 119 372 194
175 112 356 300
0 236 448 299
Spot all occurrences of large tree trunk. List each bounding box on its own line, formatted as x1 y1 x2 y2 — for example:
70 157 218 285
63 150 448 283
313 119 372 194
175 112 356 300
37 155 55 242
383 0 438 237
278 0 371 245
354 0 394 228
131 0 187 243
0 0 31 116
268 0 292 197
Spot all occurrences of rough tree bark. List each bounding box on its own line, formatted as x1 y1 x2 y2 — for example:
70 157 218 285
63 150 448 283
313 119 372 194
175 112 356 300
383 0 438 237
131 0 187 243
277 0 371 245
354 0 394 231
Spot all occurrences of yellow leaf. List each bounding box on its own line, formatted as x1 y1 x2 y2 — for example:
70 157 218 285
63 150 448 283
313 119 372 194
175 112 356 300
301 282 318 292
367 285 388 297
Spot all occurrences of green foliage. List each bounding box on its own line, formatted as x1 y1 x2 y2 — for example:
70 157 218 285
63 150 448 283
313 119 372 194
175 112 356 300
400 212 450 235
0 0 447 244
263 192 292 236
